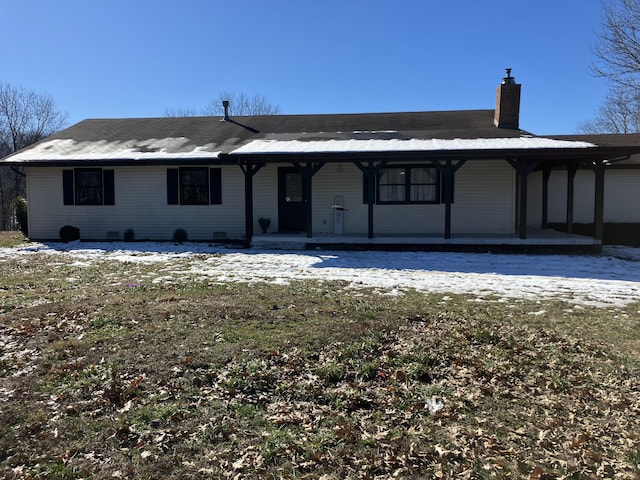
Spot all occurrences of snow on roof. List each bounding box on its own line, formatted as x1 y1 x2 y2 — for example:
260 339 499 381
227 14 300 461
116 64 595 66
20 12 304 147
4 138 221 162
231 137 597 154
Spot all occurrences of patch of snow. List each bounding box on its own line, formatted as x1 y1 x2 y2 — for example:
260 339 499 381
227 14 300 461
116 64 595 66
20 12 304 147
4 138 221 162
1 242 639 308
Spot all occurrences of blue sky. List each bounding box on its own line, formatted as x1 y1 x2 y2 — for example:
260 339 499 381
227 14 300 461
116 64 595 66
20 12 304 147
4 0 607 134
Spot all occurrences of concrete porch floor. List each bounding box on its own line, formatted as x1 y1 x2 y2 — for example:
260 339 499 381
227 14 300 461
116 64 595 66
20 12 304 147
250 229 601 253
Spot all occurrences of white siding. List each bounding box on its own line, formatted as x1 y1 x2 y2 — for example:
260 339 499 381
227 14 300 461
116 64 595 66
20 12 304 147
523 168 640 225
527 171 543 227
546 169 640 224
452 160 515 234
312 163 369 234
602 170 640 222
253 167 279 232
251 160 516 236
252 163 369 234
26 166 246 241
27 160 523 240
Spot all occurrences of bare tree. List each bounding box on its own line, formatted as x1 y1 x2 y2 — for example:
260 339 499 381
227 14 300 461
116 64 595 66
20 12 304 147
162 106 200 117
202 92 281 116
591 0 640 88
580 1 640 133
578 85 640 133
165 92 280 118
0 81 67 230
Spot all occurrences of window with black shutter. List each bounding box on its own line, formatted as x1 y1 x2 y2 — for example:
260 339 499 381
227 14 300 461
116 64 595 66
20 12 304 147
63 168 115 206
166 167 222 205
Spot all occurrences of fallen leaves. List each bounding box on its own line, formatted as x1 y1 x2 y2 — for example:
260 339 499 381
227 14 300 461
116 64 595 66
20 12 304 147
2 276 640 478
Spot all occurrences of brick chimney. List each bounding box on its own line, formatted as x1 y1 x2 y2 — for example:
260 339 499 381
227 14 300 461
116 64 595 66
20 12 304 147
494 68 521 129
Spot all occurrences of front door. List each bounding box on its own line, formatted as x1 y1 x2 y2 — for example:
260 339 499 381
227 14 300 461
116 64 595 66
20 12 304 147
278 167 306 232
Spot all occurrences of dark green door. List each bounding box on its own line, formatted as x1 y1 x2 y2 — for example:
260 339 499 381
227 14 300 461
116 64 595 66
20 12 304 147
278 167 306 232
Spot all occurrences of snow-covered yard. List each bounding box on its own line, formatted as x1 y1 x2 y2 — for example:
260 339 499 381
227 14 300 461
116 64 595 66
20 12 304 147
2 242 640 308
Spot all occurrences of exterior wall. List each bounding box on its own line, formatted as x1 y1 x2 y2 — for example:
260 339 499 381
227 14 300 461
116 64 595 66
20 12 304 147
253 163 371 235
252 160 516 236
544 169 640 224
26 166 246 241
253 166 279 232
451 160 515 234
311 163 369 234
27 160 521 241
546 170 595 224
527 171 543 227
525 168 640 227
603 170 640 222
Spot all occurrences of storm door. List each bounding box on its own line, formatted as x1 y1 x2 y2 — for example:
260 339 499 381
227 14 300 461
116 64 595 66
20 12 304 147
278 167 306 232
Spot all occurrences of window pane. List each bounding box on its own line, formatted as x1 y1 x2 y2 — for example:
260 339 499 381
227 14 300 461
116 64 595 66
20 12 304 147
180 167 209 205
379 168 405 184
411 167 437 184
411 185 437 201
75 169 103 205
379 185 405 202
285 173 302 202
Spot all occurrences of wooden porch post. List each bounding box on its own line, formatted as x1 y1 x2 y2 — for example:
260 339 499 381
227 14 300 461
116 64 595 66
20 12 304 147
437 159 466 239
541 166 552 229
367 162 375 238
594 160 605 241
241 163 263 245
566 162 577 234
355 161 377 239
508 159 536 240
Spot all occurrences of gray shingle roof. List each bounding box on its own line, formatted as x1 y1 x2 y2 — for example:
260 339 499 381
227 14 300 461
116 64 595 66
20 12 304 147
4 109 640 166
3 109 524 163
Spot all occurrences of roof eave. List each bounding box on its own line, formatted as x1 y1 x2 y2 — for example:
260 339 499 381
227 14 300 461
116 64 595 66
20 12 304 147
233 146 640 164
9 156 234 167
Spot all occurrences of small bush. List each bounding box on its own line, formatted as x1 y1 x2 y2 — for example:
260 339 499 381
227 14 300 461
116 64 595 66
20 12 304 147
15 197 28 236
123 228 135 242
173 228 188 243
59 225 80 242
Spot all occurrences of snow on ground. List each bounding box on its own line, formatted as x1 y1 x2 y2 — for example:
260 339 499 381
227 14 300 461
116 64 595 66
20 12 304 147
2 242 640 308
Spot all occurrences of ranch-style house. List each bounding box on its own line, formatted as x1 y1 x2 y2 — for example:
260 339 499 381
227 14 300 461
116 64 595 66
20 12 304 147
4 70 640 252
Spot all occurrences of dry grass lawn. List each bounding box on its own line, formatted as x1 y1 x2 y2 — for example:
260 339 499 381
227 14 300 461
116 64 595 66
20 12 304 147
1 232 639 479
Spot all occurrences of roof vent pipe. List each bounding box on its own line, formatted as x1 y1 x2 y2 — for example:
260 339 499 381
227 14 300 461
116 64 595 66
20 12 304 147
222 100 230 121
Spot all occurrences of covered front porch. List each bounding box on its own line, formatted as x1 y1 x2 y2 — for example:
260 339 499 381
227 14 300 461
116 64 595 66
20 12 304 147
250 229 601 253
233 136 640 252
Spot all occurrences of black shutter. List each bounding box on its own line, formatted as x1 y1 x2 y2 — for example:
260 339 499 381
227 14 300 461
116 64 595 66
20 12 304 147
362 171 368 203
103 170 115 205
441 172 454 204
209 168 222 204
362 170 376 204
63 170 74 205
167 168 179 204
